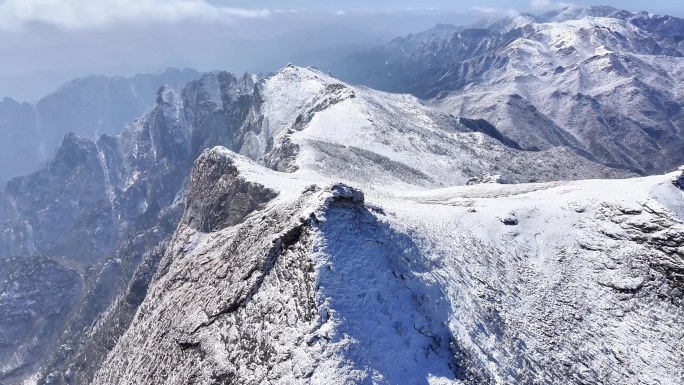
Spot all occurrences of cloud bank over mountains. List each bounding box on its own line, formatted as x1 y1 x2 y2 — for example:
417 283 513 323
0 0 270 30
0 0 683 101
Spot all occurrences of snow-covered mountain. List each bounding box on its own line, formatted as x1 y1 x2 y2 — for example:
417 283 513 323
0 67 625 263
92 148 684 385
0 68 200 183
82 67 684 385
1 63 681 385
0 6 680 383
330 6 684 175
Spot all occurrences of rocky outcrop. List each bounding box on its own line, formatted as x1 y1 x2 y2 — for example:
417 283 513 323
0 257 82 384
182 148 278 233
671 166 684 189
92 151 313 384
467 173 506 185
93 169 457 384
27 74 267 385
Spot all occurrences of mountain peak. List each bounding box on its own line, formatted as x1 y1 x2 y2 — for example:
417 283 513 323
155 85 181 109
546 5 625 22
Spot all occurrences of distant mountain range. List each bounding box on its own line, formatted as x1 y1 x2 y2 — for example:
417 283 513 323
330 5 684 175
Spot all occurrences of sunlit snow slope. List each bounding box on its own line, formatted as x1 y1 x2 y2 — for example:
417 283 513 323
93 149 684 383
258 66 628 187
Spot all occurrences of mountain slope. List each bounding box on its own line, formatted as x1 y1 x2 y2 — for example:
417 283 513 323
330 6 684 175
92 152 458 385
0 72 260 385
256 66 627 187
0 65 627 282
92 146 684 384
0 257 82 384
0 66 630 384
435 15 684 174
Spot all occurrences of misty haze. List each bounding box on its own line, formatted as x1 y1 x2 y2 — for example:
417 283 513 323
0 1 683 384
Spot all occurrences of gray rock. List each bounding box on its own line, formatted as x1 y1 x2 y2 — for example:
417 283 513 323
182 147 279 232
499 212 519 225
671 166 684 189
0 257 82 384
467 173 507 185
0 68 201 183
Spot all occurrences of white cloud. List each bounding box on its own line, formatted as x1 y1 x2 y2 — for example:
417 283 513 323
0 0 270 30
530 0 553 9
530 0 573 10
469 6 517 15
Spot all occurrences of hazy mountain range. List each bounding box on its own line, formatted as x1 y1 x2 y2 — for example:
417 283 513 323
330 5 684 175
0 68 200 183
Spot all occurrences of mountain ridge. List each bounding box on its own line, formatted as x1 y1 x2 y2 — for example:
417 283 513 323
0 64 633 384
90 144 684 384
328 6 684 175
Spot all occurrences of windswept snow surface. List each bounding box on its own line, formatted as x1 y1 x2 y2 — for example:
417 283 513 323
373 173 684 384
94 146 684 384
260 66 628 188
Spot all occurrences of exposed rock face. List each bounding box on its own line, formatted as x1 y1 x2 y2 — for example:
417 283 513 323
39 246 167 385
182 148 278 233
0 71 266 385
0 68 201 183
672 166 684 189
92 153 456 384
0 257 82 384
0 133 111 261
0 71 263 264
